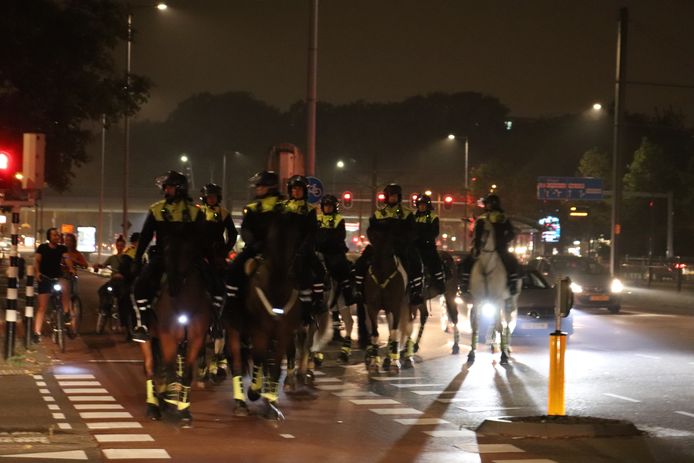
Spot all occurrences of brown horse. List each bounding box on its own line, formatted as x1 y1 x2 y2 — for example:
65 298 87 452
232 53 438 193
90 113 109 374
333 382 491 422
138 237 212 427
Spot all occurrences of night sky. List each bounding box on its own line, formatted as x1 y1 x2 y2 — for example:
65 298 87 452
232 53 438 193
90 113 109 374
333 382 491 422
130 0 694 122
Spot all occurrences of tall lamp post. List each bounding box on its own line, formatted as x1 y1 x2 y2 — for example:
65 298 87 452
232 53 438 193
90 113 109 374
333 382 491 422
448 134 470 250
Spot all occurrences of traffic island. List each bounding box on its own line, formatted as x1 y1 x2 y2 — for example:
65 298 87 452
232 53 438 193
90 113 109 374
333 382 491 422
477 415 642 438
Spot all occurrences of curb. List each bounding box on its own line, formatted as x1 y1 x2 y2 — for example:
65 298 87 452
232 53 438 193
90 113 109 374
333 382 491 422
477 415 642 438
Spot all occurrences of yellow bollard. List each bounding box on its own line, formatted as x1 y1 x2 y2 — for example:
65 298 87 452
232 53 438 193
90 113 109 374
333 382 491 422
548 331 567 415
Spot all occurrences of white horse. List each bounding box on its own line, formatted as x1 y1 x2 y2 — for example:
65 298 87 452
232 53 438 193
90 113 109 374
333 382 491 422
468 219 520 364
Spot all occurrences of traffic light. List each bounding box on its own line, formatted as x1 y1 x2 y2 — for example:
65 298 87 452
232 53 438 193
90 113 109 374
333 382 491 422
443 194 454 210
0 149 16 191
342 191 353 208
377 192 386 205
410 193 418 208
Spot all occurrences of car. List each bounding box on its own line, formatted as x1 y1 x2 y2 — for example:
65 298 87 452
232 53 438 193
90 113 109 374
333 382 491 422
529 255 622 313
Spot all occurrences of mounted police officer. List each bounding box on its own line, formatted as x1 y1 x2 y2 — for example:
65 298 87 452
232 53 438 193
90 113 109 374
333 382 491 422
132 171 204 342
199 183 238 317
353 183 424 305
413 193 446 295
280 175 326 318
316 194 355 306
460 193 520 295
224 170 283 313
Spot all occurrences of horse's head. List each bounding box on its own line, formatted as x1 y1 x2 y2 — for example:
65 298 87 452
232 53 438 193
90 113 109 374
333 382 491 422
163 236 202 297
480 219 497 252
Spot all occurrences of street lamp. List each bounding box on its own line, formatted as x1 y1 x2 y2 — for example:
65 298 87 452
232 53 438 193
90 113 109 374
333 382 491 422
592 102 603 111
180 154 195 190
156 2 168 10
447 134 470 249
447 134 456 140
333 159 345 192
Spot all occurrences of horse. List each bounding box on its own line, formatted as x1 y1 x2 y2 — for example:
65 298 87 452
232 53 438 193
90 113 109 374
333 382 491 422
408 250 462 363
227 212 306 421
363 228 410 375
467 219 521 365
317 252 356 364
138 237 212 426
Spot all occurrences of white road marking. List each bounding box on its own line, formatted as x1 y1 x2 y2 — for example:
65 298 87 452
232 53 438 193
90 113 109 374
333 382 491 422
370 408 423 415
458 443 524 453
280 434 295 439
313 377 342 383
63 388 109 394
370 376 423 381
342 364 366 369
69 395 116 402
36 381 47 387
436 398 474 403
87 359 143 363
57 423 72 430
102 449 170 459
675 411 694 418
411 390 458 396
459 406 524 412
52 413 66 420
59 381 101 387
424 429 477 438
350 399 401 405
94 434 154 443
48 404 60 410
635 354 661 360
80 412 133 419
86 422 143 430
603 393 641 403
312 371 326 376
0 450 87 460
32 375 43 380
393 418 450 425
74 404 124 410
332 391 379 397
55 374 95 379
42 396 55 402
493 460 557 463
39 388 50 394
316 384 358 391
392 383 444 388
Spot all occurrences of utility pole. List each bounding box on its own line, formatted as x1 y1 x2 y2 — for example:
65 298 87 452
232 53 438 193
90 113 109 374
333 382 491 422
610 7 628 278
306 0 318 176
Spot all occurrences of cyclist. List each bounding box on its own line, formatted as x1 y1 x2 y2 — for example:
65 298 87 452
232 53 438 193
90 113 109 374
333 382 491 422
33 228 75 343
94 235 128 328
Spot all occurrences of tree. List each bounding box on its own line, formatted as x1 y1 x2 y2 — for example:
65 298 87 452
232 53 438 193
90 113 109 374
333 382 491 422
577 148 611 188
623 137 674 193
0 0 150 191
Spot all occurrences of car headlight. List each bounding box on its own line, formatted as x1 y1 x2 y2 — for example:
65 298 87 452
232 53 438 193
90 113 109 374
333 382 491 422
177 314 189 325
53 284 62 292
570 282 583 294
481 302 496 318
611 278 624 293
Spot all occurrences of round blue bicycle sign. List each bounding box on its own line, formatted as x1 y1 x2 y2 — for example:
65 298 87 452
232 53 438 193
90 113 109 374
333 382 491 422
306 176 324 204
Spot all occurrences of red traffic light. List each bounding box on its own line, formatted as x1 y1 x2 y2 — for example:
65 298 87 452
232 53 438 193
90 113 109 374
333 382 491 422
377 192 386 203
342 191 353 208
0 151 10 170
443 194 454 209
410 193 418 207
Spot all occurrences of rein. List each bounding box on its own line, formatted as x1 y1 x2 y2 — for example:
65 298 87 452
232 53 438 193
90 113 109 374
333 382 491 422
368 266 399 289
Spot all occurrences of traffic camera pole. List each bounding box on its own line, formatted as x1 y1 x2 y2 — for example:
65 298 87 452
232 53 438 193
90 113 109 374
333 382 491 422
4 210 20 359
24 265 35 348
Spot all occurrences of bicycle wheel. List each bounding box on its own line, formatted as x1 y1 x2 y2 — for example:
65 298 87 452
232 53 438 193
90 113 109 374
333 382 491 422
96 310 107 334
71 296 82 336
56 307 65 353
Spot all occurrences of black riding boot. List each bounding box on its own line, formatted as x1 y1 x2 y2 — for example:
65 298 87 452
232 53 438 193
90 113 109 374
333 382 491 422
132 298 151 343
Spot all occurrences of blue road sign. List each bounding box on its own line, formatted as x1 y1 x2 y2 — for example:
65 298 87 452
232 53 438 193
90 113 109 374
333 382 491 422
537 177 603 200
306 176 324 204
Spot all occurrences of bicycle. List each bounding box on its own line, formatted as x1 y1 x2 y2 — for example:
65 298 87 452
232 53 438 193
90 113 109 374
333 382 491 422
96 281 122 334
41 276 74 352
68 273 83 327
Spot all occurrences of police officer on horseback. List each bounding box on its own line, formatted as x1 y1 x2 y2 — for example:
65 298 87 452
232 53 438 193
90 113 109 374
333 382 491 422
353 183 424 305
224 170 283 314
280 175 326 318
199 183 238 318
316 194 355 306
131 171 204 342
413 193 446 295
460 193 520 295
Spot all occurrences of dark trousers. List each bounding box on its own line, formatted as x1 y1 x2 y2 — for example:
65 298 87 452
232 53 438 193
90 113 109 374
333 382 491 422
418 245 443 280
322 252 353 303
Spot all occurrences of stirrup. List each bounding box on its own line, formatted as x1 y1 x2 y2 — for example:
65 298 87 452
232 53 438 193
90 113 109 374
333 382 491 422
132 326 150 343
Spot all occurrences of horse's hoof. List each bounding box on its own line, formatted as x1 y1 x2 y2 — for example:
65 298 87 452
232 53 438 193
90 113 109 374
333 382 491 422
388 362 401 376
266 402 285 422
500 351 510 365
402 357 414 370
146 404 161 421
382 356 391 371
234 400 249 417
305 370 315 388
451 344 460 355
467 351 476 364
367 362 380 375
178 409 193 428
337 352 350 364
413 342 420 353
247 387 261 402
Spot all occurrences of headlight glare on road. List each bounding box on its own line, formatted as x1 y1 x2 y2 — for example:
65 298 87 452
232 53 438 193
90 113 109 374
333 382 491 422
570 282 583 294
481 302 496 318
611 278 624 293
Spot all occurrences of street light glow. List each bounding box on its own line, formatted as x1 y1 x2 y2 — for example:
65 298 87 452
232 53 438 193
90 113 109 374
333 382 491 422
157 2 168 10
424 190 432 196
180 155 188 163
592 102 603 111
336 160 345 168
447 134 456 140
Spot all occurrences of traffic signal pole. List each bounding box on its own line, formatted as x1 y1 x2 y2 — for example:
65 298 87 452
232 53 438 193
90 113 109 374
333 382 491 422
3 209 20 359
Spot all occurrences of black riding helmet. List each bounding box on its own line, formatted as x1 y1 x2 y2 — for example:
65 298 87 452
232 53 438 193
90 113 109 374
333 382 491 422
320 194 339 213
200 183 222 203
415 193 432 211
129 232 140 244
156 170 188 197
287 175 309 199
483 193 503 211
383 183 402 203
249 170 279 188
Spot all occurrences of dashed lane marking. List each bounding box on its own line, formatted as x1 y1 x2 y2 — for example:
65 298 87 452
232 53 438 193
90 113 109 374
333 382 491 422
79 412 133 419
48 404 60 410
393 418 450 425
94 434 155 443
74 404 124 410
332 391 379 397
312 371 326 376
52 413 66 420
370 376 423 381
102 448 170 460
57 423 72 430
603 393 641 403
635 354 661 360
86 422 143 430
62 388 109 394
87 360 143 363
42 396 55 402
425 430 477 438
350 399 401 405
675 411 694 418
458 443 524 453
435 398 474 403
39 388 50 394
316 384 359 391
58 381 102 386
32 374 43 380
370 408 423 415
280 434 295 439
0 450 88 460
36 381 47 386
69 395 116 402
55 374 95 380
313 377 343 383
411 390 458 396
458 406 524 412
391 383 444 388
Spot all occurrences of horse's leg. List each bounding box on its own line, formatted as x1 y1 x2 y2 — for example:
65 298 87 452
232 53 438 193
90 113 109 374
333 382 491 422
248 334 267 402
338 302 354 363
363 305 380 374
413 301 428 353
261 337 284 421
399 302 415 370
158 332 181 411
310 310 331 369
446 291 460 355
468 303 478 363
226 327 248 415
284 328 301 393
499 298 515 365
385 301 402 376
139 340 161 420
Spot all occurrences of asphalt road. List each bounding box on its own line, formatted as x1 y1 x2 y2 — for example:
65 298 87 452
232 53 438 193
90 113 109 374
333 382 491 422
1 272 693 462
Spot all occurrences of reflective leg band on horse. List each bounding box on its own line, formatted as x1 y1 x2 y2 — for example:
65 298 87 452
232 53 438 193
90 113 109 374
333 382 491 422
178 385 191 411
250 364 263 393
146 379 158 406
232 375 245 401
388 340 400 361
